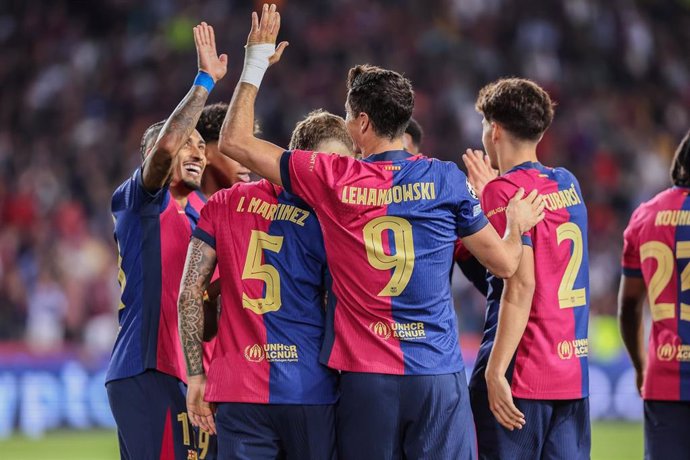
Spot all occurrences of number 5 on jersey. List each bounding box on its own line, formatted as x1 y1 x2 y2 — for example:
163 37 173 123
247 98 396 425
363 216 415 297
242 230 284 315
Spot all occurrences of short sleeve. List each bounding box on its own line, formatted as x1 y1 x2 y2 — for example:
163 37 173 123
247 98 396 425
111 167 167 214
452 167 489 237
622 207 644 277
280 150 355 208
481 179 533 247
192 193 219 249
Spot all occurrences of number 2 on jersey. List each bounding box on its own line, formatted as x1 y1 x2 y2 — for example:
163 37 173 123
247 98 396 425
242 230 284 314
640 240 690 322
557 222 587 308
363 216 415 296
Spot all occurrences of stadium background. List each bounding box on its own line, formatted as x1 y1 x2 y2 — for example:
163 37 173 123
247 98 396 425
0 0 688 458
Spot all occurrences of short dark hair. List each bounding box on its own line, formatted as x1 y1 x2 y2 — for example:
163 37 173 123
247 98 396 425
405 117 423 148
346 64 414 140
475 78 555 141
671 129 690 187
197 102 261 143
289 110 352 151
140 120 166 160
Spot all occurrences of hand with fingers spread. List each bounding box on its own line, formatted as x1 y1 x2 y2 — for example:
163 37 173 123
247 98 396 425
486 372 526 431
506 188 545 234
193 22 228 83
187 374 216 435
462 149 498 200
247 3 289 66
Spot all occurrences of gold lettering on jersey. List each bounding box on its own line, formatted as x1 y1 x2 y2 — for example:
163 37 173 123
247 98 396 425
244 343 299 362
656 342 690 362
340 182 436 206
369 321 427 341
654 210 690 227
238 197 311 227
556 338 588 360
543 183 582 212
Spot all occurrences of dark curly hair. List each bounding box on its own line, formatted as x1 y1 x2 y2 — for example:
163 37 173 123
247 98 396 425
671 129 690 187
196 102 260 143
475 78 555 141
289 110 352 151
346 64 414 140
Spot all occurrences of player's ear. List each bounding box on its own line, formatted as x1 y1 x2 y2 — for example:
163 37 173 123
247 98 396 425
359 112 370 135
490 122 500 144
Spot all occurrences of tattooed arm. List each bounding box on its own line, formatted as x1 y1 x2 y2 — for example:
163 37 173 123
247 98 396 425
179 236 218 434
142 22 228 192
179 237 217 377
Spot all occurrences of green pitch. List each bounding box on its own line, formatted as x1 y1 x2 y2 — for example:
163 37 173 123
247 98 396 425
0 422 643 459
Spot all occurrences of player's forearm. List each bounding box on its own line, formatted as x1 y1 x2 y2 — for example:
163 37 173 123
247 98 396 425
618 280 646 373
218 82 283 184
486 283 534 379
496 221 523 278
144 85 210 190
178 238 217 376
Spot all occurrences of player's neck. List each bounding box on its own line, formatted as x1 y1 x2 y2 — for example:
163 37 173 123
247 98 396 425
169 183 193 208
497 145 539 175
359 137 405 159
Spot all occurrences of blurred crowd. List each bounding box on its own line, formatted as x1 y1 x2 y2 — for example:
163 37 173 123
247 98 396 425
0 0 688 351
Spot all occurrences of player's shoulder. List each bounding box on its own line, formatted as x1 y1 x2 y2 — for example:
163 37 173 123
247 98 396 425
629 187 680 223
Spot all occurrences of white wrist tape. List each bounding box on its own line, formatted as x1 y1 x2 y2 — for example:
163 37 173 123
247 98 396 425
239 44 275 88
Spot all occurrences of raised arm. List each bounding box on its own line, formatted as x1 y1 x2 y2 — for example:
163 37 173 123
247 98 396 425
178 237 218 434
484 247 535 431
462 188 544 279
142 22 227 191
218 3 289 185
617 275 647 395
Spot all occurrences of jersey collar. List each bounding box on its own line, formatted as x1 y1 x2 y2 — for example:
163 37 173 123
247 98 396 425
362 150 414 163
505 161 543 175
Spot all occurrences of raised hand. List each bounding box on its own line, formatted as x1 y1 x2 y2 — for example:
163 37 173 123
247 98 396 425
462 149 498 200
506 188 545 234
193 22 228 82
248 3 289 66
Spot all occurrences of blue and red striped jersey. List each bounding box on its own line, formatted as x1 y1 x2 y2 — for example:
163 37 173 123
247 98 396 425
280 149 488 375
108 167 212 384
470 162 590 400
193 180 338 405
622 187 690 401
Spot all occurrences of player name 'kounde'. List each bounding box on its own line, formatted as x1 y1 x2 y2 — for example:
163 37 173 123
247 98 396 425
340 182 436 206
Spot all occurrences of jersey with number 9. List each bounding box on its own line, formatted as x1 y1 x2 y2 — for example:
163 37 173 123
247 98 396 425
623 186 690 401
280 149 488 375
470 162 590 400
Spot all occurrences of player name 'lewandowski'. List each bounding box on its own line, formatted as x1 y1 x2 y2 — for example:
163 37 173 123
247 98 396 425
236 196 311 227
340 182 436 206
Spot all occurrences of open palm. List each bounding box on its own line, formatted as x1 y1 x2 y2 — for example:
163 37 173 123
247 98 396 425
193 22 227 82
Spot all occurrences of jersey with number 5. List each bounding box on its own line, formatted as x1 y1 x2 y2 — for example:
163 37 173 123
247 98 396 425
192 180 338 404
470 162 590 400
280 149 488 375
623 186 690 401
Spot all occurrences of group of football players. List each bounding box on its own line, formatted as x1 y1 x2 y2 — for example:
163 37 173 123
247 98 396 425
106 3 690 460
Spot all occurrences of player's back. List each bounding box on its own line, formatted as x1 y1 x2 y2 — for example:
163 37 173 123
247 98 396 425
471 161 589 400
282 149 487 375
623 186 690 400
193 179 337 405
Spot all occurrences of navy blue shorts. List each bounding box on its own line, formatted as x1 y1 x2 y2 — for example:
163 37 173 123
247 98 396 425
645 400 690 460
215 403 336 460
107 370 195 460
337 371 476 460
471 390 590 460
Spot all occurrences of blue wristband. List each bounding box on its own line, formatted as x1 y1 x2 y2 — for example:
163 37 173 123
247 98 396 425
193 70 215 93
